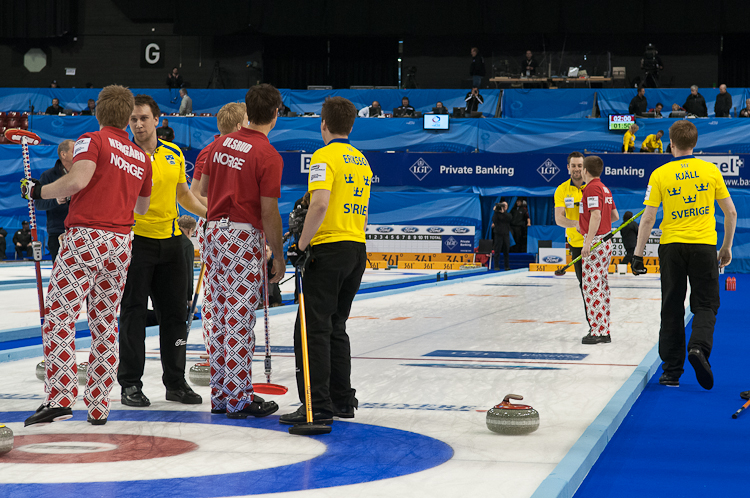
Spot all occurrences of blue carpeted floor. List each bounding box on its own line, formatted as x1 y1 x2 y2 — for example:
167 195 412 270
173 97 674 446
575 274 750 497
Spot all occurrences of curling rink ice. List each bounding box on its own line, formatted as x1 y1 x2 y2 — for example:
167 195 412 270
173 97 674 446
0 262 664 498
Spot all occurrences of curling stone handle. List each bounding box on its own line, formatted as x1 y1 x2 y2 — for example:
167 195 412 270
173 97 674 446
503 394 524 403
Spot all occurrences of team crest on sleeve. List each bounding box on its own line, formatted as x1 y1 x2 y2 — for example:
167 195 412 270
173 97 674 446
587 196 599 208
309 163 327 183
74 138 91 156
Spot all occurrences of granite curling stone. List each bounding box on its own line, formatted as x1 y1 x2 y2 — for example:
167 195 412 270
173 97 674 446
77 362 89 385
0 424 13 455
189 362 211 386
36 361 45 381
486 394 540 435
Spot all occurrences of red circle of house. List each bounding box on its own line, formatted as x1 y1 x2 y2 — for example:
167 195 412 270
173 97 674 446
4 434 198 464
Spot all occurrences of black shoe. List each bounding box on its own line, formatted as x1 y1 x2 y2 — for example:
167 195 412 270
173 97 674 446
211 407 226 414
121 386 151 407
166 381 203 404
87 415 107 425
226 395 279 419
659 373 680 387
279 405 333 425
334 404 356 419
688 348 713 390
582 333 611 344
741 391 750 400
24 404 73 427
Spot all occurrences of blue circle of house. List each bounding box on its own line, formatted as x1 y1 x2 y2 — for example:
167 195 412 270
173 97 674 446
0 410 454 497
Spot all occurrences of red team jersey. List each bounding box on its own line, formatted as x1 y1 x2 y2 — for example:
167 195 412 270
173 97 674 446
67 127 152 234
203 127 283 227
192 134 220 181
579 178 615 236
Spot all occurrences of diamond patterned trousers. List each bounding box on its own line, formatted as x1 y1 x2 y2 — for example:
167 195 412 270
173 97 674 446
582 235 612 337
205 224 262 413
43 227 132 419
197 218 211 354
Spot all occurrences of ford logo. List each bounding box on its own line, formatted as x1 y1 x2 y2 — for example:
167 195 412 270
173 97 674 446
427 227 444 233
401 227 419 233
543 255 563 263
376 227 394 233
452 227 470 234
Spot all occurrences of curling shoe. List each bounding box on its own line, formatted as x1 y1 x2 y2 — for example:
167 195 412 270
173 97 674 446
121 386 151 407
226 395 279 419
582 333 611 344
24 404 73 427
87 415 107 425
741 391 750 400
334 404 356 419
166 381 203 404
688 348 713 390
279 405 333 425
659 373 680 387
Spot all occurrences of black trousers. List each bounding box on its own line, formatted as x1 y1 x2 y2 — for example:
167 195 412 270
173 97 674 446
118 234 188 390
294 241 366 416
493 232 510 270
658 243 720 377
0 237 5 259
16 244 32 258
569 246 590 327
48 232 62 261
511 226 524 252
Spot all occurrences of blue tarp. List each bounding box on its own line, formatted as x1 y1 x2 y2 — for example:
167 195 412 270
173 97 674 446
502 89 597 118
0 88 499 117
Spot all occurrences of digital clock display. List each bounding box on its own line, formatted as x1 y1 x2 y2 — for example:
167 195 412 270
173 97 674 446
608 114 636 131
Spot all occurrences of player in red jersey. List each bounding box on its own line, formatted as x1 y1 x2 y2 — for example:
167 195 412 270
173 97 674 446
21 85 152 426
200 85 285 418
578 155 619 344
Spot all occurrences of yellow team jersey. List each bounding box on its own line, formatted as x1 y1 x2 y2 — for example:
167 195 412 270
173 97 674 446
623 131 635 151
641 134 663 153
308 140 373 246
644 156 730 245
133 139 186 239
554 179 585 247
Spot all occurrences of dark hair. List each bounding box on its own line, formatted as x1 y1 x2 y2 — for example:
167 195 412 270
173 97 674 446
245 84 281 126
321 97 357 136
655 102 663 108
623 211 633 221
567 151 584 164
657 130 664 135
402 96 409 102
583 155 604 177
670 121 698 150
133 94 160 118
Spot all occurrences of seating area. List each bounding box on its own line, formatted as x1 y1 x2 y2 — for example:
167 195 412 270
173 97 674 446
0 112 30 144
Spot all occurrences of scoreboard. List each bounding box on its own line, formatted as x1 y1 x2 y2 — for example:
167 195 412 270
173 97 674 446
608 114 636 131
365 225 475 253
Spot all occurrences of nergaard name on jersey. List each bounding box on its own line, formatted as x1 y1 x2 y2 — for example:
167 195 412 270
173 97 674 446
107 137 146 162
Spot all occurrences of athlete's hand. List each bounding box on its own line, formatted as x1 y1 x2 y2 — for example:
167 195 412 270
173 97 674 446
582 242 591 259
287 243 312 270
631 256 647 275
718 246 732 268
20 178 42 200
270 258 286 284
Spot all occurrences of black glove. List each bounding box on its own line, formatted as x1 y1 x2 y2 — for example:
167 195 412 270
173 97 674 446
631 255 647 275
20 178 42 200
287 243 312 269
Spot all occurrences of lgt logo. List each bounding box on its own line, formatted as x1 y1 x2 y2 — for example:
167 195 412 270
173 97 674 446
445 236 458 250
703 156 743 177
410 158 432 181
300 154 313 173
537 159 560 182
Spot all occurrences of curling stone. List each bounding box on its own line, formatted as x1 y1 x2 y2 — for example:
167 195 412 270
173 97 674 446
188 362 211 386
77 362 89 385
36 361 46 381
0 424 13 455
486 394 540 435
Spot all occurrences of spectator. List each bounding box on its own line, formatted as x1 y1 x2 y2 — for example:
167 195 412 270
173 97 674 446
50 80 58 88
620 211 639 266
13 221 33 259
465 87 484 113
35 139 75 261
179 89 193 115
394 97 415 117
629 87 648 116
740 99 750 118
683 85 707 117
714 84 732 118
81 99 96 116
650 102 664 118
45 98 63 115
0 226 7 260
156 119 175 142
640 130 664 153
358 101 382 118
623 124 638 152
177 215 197 316
510 199 530 253
85 82 94 89
166 67 183 89
470 47 486 88
434 102 449 114
521 50 538 77
640 44 663 88
492 201 511 271
669 103 684 118
278 100 292 117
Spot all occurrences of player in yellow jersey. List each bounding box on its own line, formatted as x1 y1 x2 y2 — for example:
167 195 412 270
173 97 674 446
623 124 638 152
633 120 737 390
554 152 590 326
281 97 372 426
640 130 664 153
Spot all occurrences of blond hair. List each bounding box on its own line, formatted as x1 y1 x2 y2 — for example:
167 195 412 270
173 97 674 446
96 85 134 128
217 102 247 135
